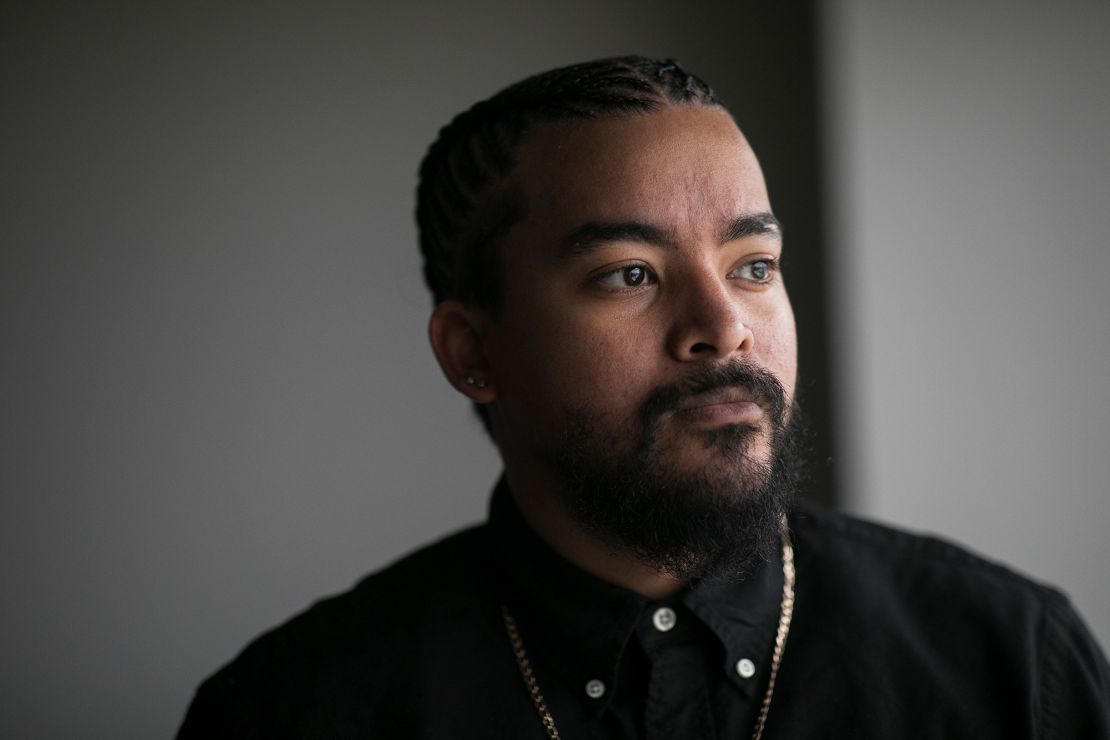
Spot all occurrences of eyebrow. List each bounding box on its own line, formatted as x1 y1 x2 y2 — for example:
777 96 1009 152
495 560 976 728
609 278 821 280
561 221 677 258
559 211 781 259
719 212 782 243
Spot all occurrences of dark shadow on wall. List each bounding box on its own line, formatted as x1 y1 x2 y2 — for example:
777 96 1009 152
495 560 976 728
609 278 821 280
696 2 837 507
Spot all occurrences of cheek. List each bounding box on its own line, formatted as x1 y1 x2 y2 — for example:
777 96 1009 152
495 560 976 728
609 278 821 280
494 304 656 419
758 302 798 397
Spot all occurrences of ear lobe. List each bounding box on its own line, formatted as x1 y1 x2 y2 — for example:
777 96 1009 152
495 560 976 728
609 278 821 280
428 300 497 402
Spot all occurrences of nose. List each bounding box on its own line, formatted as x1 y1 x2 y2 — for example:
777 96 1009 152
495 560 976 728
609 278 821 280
667 270 755 362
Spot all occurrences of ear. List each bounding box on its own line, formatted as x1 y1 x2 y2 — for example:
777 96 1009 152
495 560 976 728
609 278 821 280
428 300 497 403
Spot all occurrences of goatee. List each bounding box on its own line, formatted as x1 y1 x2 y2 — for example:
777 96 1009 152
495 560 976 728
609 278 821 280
546 360 810 583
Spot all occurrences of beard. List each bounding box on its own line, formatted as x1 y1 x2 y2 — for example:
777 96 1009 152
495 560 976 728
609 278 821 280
543 359 809 583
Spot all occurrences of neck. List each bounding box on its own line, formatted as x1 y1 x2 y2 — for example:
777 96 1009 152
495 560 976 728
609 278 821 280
504 467 685 600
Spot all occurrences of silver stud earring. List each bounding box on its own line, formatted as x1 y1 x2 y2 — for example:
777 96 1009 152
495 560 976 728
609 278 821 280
465 376 487 389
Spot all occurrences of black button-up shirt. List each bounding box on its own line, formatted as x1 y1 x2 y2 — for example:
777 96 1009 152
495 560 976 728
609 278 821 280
178 481 1110 738
493 480 786 738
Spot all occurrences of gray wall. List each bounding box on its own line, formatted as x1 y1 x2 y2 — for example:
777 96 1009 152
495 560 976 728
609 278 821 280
1 3 822 737
6 2 1107 737
823 1 1110 650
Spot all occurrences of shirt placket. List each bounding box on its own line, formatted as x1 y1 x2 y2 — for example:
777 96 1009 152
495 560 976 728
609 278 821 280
638 604 716 740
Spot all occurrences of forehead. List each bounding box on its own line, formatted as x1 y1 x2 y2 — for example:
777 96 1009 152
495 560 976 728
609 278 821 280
506 106 770 238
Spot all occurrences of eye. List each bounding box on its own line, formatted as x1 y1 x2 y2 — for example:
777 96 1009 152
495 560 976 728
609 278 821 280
593 263 657 291
621 265 649 286
732 257 778 284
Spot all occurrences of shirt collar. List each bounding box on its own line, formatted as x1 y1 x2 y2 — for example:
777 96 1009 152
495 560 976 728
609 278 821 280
488 476 785 717
682 541 784 697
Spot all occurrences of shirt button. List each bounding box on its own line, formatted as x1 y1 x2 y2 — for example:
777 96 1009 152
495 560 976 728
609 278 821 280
585 679 606 699
652 607 677 632
736 658 756 679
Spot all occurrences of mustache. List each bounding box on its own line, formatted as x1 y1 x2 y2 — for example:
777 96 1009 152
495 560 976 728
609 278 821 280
639 360 788 426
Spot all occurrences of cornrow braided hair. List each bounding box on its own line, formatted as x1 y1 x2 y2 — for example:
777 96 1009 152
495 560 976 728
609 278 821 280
415 55 718 436
416 55 718 311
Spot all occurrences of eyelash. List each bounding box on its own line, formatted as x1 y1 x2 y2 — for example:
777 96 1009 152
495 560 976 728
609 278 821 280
730 257 779 284
591 257 779 293
592 263 658 292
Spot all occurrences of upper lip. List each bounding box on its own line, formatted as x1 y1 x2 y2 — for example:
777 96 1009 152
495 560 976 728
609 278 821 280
675 386 759 412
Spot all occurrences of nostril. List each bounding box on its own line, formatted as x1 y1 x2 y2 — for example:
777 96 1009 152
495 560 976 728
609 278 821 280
689 342 716 354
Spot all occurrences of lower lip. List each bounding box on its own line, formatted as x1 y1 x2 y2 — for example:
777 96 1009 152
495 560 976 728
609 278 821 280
675 401 764 425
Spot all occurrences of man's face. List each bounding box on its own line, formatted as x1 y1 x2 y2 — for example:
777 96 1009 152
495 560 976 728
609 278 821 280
487 105 797 483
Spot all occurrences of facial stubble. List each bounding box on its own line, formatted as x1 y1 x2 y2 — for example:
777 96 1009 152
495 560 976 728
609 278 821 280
546 360 808 584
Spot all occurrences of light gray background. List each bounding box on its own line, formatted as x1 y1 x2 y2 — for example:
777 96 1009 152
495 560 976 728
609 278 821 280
2 2 1107 738
823 0 1110 663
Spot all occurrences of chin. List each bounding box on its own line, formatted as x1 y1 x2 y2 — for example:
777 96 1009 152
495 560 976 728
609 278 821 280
547 398 809 582
664 421 772 464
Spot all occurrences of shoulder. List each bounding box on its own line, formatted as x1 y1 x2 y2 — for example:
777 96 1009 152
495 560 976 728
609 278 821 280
251 521 493 658
790 503 1065 625
177 523 496 737
786 505 1099 669
790 503 1065 590
783 505 1110 735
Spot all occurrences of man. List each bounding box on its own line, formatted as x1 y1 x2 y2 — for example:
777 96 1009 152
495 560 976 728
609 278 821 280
178 56 1110 739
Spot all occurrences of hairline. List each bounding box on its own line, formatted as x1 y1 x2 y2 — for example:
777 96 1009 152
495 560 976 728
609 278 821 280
458 99 732 316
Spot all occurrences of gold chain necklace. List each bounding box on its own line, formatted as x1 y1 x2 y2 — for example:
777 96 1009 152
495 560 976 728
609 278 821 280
501 529 796 740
